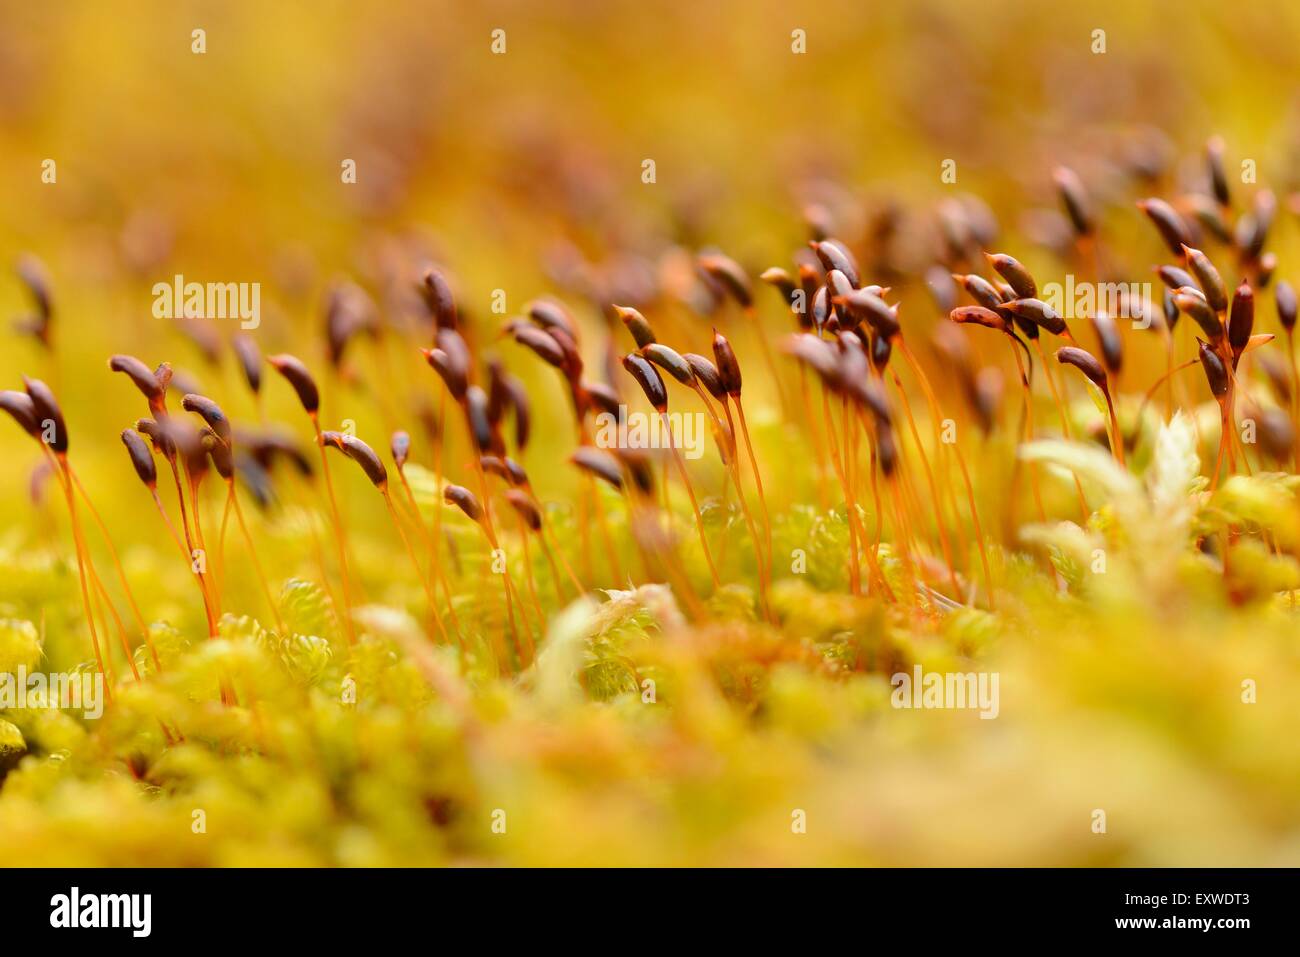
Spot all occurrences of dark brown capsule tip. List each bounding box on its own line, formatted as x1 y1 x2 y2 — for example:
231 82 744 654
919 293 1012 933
711 329 742 396
1001 298 1067 336
502 456 528 486
512 324 568 368
267 353 320 414
500 374 531 452
201 428 235 480
682 353 725 399
15 253 52 323
465 384 498 454
323 432 388 488
1089 314 1123 375
180 393 231 443
1155 264 1198 292
783 333 842 390
871 332 893 372
641 343 696 386
421 344 469 402
0 390 39 436
1197 339 1230 398
503 488 541 530
443 484 483 522
838 289 901 339
232 335 262 394
420 268 458 331
1055 346 1109 391
1206 136 1230 207
22 377 67 453
108 354 165 402
1276 280 1297 332
1181 244 1228 313
120 428 157 487
1052 166 1093 236
542 324 583 380
622 352 668 411
571 446 624 491
1174 292 1224 342
1137 198 1193 257
525 298 577 338
1228 281 1254 363
809 239 860 288
582 380 622 417
697 252 753 309
984 252 1038 300
479 455 509 482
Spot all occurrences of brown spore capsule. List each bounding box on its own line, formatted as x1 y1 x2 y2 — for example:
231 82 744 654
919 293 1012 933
1137 198 1193 257
784 333 842 392
0 390 39 437
420 268 458 331
571 446 624 490
1206 136 1230 208
322 431 388 488
622 352 668 411
1089 313 1123 375
582 380 622 417
1056 346 1109 391
136 417 177 459
948 305 1012 334
809 239 860 288
711 329 742 396
443 484 483 522
697 252 753 309
1228 281 1254 367
759 266 797 306
1053 166 1093 236
232 334 262 395
267 354 320 414
641 343 696 386
109 354 166 410
1181 244 1228 313
201 428 235 480
503 489 541 530
1156 265 1198 292
23 377 67 453
511 324 566 368
985 253 1038 300
839 288 900 339
1275 280 1296 333
464 385 498 454
1197 338 1229 397
120 429 157 487
614 305 657 349
181 393 231 444
1174 291 1224 342
501 375 531 451
997 299 1066 343
526 298 577 338
954 273 1007 313
682 353 725 399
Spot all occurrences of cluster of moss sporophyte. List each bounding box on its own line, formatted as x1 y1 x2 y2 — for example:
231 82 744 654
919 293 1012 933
3 130 1300 867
